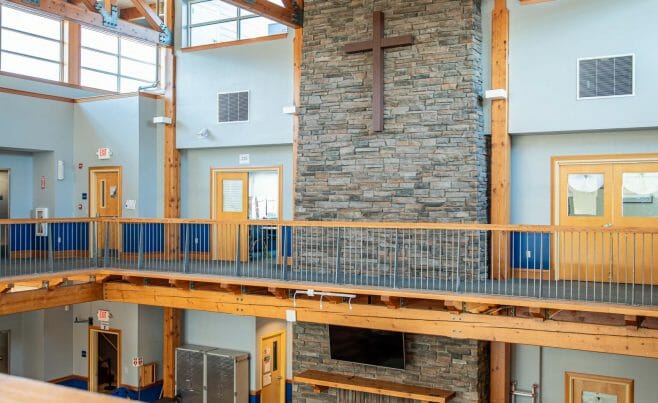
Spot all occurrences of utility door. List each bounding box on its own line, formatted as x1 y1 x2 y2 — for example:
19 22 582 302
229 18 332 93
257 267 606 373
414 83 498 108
213 171 249 262
0 330 9 374
557 161 658 284
91 169 121 257
260 332 284 403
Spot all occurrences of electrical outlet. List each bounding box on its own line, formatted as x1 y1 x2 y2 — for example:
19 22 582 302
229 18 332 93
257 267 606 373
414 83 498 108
526 250 532 259
195 237 199 244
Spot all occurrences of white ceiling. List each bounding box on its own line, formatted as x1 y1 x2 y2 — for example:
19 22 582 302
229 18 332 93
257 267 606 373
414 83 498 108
0 74 107 100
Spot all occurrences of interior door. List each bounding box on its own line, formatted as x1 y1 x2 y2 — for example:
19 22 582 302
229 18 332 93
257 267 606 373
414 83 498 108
261 333 284 403
213 171 249 262
0 330 9 374
558 164 614 282
93 170 121 256
0 170 9 255
612 163 658 285
566 372 633 403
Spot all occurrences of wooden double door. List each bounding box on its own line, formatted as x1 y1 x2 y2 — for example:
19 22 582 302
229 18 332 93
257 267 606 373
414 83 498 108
557 159 658 284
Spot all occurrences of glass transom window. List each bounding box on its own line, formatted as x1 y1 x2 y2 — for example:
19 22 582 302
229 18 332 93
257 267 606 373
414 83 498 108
81 27 158 93
187 0 287 47
0 5 63 81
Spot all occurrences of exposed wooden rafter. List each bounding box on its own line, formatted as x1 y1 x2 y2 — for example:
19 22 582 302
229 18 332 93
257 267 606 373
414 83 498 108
5 0 166 44
220 0 302 28
120 3 160 21
127 0 171 43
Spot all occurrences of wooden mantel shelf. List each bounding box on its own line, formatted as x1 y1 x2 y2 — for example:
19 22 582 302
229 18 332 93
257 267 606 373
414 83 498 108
293 370 456 403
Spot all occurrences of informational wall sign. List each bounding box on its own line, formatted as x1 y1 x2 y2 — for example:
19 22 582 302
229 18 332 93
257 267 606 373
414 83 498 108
96 147 112 160
239 154 250 165
40 176 46 191
100 322 110 330
97 309 110 322
132 357 144 367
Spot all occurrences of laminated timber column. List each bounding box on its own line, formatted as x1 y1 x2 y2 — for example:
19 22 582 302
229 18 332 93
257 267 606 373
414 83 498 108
163 307 181 398
490 1 511 403
162 0 181 398
67 22 81 85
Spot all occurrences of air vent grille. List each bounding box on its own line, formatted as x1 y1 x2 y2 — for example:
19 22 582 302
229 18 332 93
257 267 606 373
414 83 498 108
218 91 249 122
579 55 633 99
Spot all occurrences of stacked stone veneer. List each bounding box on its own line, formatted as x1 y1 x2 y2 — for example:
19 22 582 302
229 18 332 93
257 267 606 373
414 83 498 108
293 0 489 401
293 323 489 403
295 0 487 224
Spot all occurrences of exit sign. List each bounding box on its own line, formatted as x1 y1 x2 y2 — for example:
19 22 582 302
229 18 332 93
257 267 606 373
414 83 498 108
96 148 112 160
97 309 110 322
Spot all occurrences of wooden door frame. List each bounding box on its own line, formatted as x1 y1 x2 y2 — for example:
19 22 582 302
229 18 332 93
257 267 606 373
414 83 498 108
210 167 284 261
88 326 122 393
88 167 123 219
89 167 122 258
210 166 284 221
0 329 10 375
550 154 658 281
258 330 286 403
565 372 633 403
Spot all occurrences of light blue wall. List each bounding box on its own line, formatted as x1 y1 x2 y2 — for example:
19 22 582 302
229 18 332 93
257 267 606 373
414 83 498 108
513 345 658 403
183 310 257 389
0 152 33 218
73 96 164 218
180 145 294 219
510 129 658 224
0 92 75 216
506 0 658 133
176 34 295 149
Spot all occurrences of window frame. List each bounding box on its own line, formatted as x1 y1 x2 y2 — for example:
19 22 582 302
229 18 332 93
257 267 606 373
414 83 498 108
0 4 65 82
186 0 281 47
80 26 159 93
576 53 636 101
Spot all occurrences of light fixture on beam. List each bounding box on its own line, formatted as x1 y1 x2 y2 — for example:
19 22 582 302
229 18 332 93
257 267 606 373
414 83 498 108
484 89 508 100
293 289 357 310
153 116 172 125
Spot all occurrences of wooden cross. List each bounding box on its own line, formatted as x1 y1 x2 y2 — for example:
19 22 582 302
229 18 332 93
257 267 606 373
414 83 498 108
344 11 413 132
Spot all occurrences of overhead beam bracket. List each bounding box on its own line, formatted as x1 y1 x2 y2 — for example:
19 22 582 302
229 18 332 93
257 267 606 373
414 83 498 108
22 0 40 6
291 0 303 25
159 21 172 46
95 1 119 28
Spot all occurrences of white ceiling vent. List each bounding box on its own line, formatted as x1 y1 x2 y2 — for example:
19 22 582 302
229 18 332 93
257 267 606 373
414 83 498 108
578 55 634 99
218 91 249 123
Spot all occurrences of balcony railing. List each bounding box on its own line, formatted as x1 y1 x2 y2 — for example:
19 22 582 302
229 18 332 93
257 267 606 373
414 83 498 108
0 218 656 307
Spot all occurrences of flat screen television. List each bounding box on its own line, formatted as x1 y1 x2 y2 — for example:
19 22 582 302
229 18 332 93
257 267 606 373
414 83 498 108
329 325 405 369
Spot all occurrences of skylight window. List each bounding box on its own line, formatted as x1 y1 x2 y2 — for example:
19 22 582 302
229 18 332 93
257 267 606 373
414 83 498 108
187 0 287 47
0 5 63 81
80 27 159 93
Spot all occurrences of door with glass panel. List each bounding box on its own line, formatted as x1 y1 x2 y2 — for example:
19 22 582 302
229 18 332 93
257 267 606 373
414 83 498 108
213 171 249 262
612 163 658 285
558 164 614 282
558 161 658 284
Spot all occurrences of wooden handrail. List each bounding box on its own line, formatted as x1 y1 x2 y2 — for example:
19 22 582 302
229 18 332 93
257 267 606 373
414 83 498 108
1 217 658 234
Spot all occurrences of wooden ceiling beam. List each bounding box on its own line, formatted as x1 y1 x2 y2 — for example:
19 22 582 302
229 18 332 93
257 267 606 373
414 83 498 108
5 0 164 44
128 0 166 31
220 0 301 28
104 282 658 359
120 4 161 21
0 283 102 316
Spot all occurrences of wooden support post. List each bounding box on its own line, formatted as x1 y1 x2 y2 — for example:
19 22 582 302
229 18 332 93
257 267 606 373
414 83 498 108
490 3 511 402
163 0 179 255
67 22 81 85
162 307 180 398
490 0 510 280
490 341 511 403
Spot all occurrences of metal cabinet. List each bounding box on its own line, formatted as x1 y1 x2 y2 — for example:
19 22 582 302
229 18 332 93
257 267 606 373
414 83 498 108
176 345 249 403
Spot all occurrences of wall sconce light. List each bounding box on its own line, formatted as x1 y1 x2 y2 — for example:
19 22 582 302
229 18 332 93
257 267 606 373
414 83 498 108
57 160 64 181
196 129 210 138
